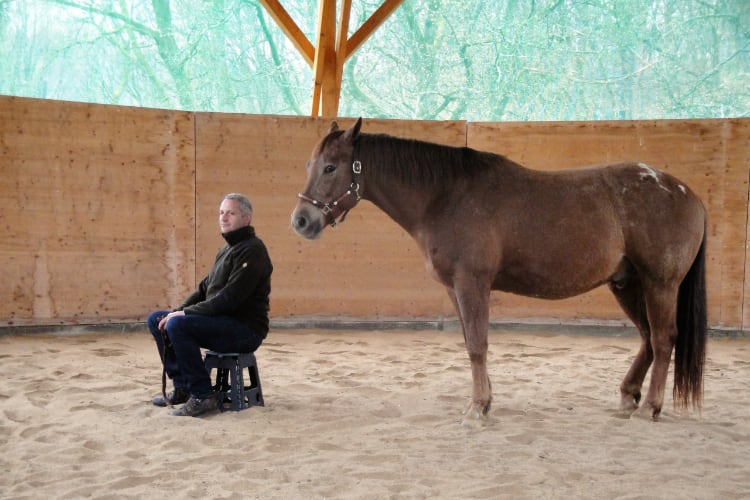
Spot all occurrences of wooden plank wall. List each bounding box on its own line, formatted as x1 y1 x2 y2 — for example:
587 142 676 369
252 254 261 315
1 96 748 331
0 97 196 326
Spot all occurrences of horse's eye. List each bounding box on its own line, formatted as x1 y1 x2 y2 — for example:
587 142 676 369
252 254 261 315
323 164 337 174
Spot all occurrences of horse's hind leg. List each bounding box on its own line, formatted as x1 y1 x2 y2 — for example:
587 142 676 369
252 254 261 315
609 273 653 414
640 282 680 420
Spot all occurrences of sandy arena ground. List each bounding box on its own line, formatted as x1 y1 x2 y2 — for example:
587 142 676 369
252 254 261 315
1 327 749 499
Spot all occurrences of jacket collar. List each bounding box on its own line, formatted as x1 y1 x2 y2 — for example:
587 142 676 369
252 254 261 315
222 225 255 246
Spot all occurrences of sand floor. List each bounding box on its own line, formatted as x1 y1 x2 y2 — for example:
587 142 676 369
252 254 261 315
1 328 749 499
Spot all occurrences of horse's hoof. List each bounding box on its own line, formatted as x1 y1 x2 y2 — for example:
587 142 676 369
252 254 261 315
650 407 661 422
630 403 661 421
619 396 638 414
461 408 488 428
461 401 490 427
617 407 636 419
461 415 486 428
639 400 662 421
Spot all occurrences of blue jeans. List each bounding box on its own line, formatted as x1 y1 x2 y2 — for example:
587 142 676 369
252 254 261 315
147 310 264 398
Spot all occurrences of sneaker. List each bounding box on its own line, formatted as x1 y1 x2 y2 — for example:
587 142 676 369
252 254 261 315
151 387 190 407
170 395 218 417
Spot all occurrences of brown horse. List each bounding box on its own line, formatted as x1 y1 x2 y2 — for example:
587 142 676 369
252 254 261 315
291 118 707 425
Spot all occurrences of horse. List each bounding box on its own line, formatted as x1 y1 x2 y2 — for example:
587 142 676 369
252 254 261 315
291 118 707 425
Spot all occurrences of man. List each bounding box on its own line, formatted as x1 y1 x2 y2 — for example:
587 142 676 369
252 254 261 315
147 193 272 417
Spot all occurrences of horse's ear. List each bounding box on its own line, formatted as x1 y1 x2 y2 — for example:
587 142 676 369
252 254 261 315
327 121 339 134
342 117 362 143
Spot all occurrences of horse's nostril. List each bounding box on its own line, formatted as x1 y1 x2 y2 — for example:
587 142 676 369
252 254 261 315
295 216 307 229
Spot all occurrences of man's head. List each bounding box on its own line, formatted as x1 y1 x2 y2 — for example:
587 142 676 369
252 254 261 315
219 193 253 234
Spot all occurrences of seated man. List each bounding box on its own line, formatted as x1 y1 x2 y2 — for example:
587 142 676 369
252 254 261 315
147 193 273 417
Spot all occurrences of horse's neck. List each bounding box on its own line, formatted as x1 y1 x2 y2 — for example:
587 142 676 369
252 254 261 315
361 174 431 236
355 134 466 235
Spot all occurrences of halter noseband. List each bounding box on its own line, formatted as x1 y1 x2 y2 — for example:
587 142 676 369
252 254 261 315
297 160 362 227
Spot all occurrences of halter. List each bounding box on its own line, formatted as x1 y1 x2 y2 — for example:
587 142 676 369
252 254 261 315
298 160 362 227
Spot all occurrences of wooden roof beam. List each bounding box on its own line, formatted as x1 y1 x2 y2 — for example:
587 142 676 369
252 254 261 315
259 0 405 116
345 0 403 62
311 0 337 116
258 0 314 66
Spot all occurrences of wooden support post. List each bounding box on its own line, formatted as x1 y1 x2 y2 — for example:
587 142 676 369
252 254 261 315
259 0 404 117
332 0 353 116
311 0 338 116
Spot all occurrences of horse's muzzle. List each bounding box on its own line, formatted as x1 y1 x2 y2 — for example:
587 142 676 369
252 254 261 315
291 206 324 239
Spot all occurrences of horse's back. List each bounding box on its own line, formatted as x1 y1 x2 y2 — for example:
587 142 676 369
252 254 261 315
497 160 706 257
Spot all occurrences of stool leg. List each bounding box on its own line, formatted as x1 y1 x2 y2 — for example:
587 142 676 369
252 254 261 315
217 368 230 411
231 358 245 411
246 363 264 406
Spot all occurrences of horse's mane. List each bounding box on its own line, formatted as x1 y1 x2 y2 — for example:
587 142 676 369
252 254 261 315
353 133 506 189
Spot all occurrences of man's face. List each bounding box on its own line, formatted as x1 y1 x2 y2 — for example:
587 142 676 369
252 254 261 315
219 199 251 234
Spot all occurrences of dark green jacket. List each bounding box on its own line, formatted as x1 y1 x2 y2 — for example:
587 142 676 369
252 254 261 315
179 225 272 338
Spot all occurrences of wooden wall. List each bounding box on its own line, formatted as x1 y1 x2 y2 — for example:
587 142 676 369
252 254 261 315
1 97 196 326
1 96 748 331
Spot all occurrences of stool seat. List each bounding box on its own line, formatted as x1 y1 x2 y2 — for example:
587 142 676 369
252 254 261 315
204 351 264 411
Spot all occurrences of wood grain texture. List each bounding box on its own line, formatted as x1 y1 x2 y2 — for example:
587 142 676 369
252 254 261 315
1 96 747 330
0 97 195 325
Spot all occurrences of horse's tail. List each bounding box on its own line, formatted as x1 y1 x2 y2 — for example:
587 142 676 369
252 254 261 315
673 227 708 410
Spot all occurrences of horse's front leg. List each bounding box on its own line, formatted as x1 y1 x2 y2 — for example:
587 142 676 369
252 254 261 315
448 281 492 425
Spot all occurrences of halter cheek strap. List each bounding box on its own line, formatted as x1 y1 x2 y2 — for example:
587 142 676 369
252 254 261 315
298 161 362 227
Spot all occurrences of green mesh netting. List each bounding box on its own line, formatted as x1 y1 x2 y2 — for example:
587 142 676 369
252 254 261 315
1 0 747 120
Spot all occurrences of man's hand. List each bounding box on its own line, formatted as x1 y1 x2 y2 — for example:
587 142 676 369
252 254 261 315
158 310 185 331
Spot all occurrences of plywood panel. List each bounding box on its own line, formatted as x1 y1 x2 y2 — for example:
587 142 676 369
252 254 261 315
734 121 750 330
0 97 195 326
1 96 747 331
467 119 749 328
718 120 750 330
194 115 464 320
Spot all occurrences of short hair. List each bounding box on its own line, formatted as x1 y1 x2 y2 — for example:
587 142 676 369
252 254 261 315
224 193 253 216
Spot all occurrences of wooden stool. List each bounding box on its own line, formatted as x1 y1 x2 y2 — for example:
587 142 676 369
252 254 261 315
204 351 264 411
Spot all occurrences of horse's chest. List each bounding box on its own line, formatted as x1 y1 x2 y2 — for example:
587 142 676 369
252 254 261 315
424 254 450 285
417 237 466 287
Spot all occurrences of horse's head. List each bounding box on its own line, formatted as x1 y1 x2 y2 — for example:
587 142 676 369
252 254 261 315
291 117 363 239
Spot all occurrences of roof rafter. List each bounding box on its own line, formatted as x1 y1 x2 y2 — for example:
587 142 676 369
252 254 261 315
259 0 404 117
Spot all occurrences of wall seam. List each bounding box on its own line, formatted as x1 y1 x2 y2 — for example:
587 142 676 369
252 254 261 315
193 112 199 290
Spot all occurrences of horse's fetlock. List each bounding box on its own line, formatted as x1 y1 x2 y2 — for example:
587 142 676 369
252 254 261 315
651 405 662 421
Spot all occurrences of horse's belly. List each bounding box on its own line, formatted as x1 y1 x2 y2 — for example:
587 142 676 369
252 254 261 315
493 274 607 300
492 251 618 299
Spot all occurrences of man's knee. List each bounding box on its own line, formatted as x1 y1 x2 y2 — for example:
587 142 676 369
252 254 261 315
147 310 161 325
165 315 191 342
147 310 168 339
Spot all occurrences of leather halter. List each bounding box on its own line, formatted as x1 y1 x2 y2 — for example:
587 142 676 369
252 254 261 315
298 161 362 227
